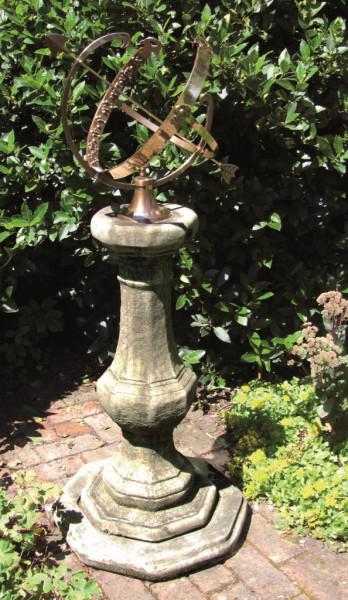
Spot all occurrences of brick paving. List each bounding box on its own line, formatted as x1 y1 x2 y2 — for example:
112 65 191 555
2 383 347 600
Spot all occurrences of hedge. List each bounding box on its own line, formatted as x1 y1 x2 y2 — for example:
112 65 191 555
0 0 347 380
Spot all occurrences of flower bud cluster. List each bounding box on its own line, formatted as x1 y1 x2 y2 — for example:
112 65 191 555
291 322 342 379
316 291 348 328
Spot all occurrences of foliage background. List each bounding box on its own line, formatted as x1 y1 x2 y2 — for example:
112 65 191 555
0 0 347 381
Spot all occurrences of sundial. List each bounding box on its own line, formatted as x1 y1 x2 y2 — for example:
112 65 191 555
48 30 246 581
46 32 237 222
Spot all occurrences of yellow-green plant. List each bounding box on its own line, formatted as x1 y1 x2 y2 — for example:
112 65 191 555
223 379 348 544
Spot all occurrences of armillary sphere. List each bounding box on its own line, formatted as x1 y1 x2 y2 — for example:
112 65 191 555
46 32 238 223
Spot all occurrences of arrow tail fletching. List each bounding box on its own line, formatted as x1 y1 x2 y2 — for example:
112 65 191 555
45 33 69 56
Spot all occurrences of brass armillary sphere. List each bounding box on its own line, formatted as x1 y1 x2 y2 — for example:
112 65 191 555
46 32 237 222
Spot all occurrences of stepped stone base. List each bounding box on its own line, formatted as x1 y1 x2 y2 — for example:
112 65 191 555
60 457 248 581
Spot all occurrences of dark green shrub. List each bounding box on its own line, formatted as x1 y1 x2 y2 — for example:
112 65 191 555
0 0 347 379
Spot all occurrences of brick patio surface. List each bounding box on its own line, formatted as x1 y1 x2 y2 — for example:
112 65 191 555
2 383 348 600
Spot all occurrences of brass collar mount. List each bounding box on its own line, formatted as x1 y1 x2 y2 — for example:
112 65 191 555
119 170 171 223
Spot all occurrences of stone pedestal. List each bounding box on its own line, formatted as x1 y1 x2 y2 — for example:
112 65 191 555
61 204 247 580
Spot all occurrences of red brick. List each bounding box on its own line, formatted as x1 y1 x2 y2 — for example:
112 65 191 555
189 564 236 593
49 399 67 411
35 428 57 442
35 454 84 482
63 385 97 406
81 442 120 463
36 434 103 462
95 570 154 600
56 477 70 489
27 420 57 442
204 448 230 474
85 413 122 443
54 421 93 438
174 421 214 456
248 513 305 564
252 501 278 524
47 400 101 424
280 548 348 600
5 445 41 468
151 577 205 600
191 410 220 435
64 552 85 571
225 543 299 599
211 581 259 600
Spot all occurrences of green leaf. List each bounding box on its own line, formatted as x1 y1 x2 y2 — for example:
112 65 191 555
32 115 47 132
0 299 18 313
2 217 29 230
285 101 299 124
267 213 282 231
72 81 86 103
180 274 190 284
28 146 47 160
201 4 212 23
183 349 206 365
317 396 335 419
21 202 32 221
202 282 213 293
278 48 291 72
30 202 49 226
229 42 248 56
295 62 306 83
236 315 248 326
6 130 15 153
299 40 310 60
176 294 187 310
262 258 273 269
252 221 267 231
216 301 230 312
317 136 332 157
326 33 335 53
248 332 262 351
0 539 19 569
277 78 295 91
0 231 11 243
213 326 231 343
241 352 259 363
65 10 77 33
30 437 45 445
58 222 78 240
256 291 274 301
333 136 343 155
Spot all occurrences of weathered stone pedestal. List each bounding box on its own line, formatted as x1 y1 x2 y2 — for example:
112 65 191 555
61 204 247 580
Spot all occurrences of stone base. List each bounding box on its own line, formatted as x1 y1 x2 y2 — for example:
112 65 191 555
59 458 248 581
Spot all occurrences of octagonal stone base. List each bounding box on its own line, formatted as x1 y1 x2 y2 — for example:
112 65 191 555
60 457 248 581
